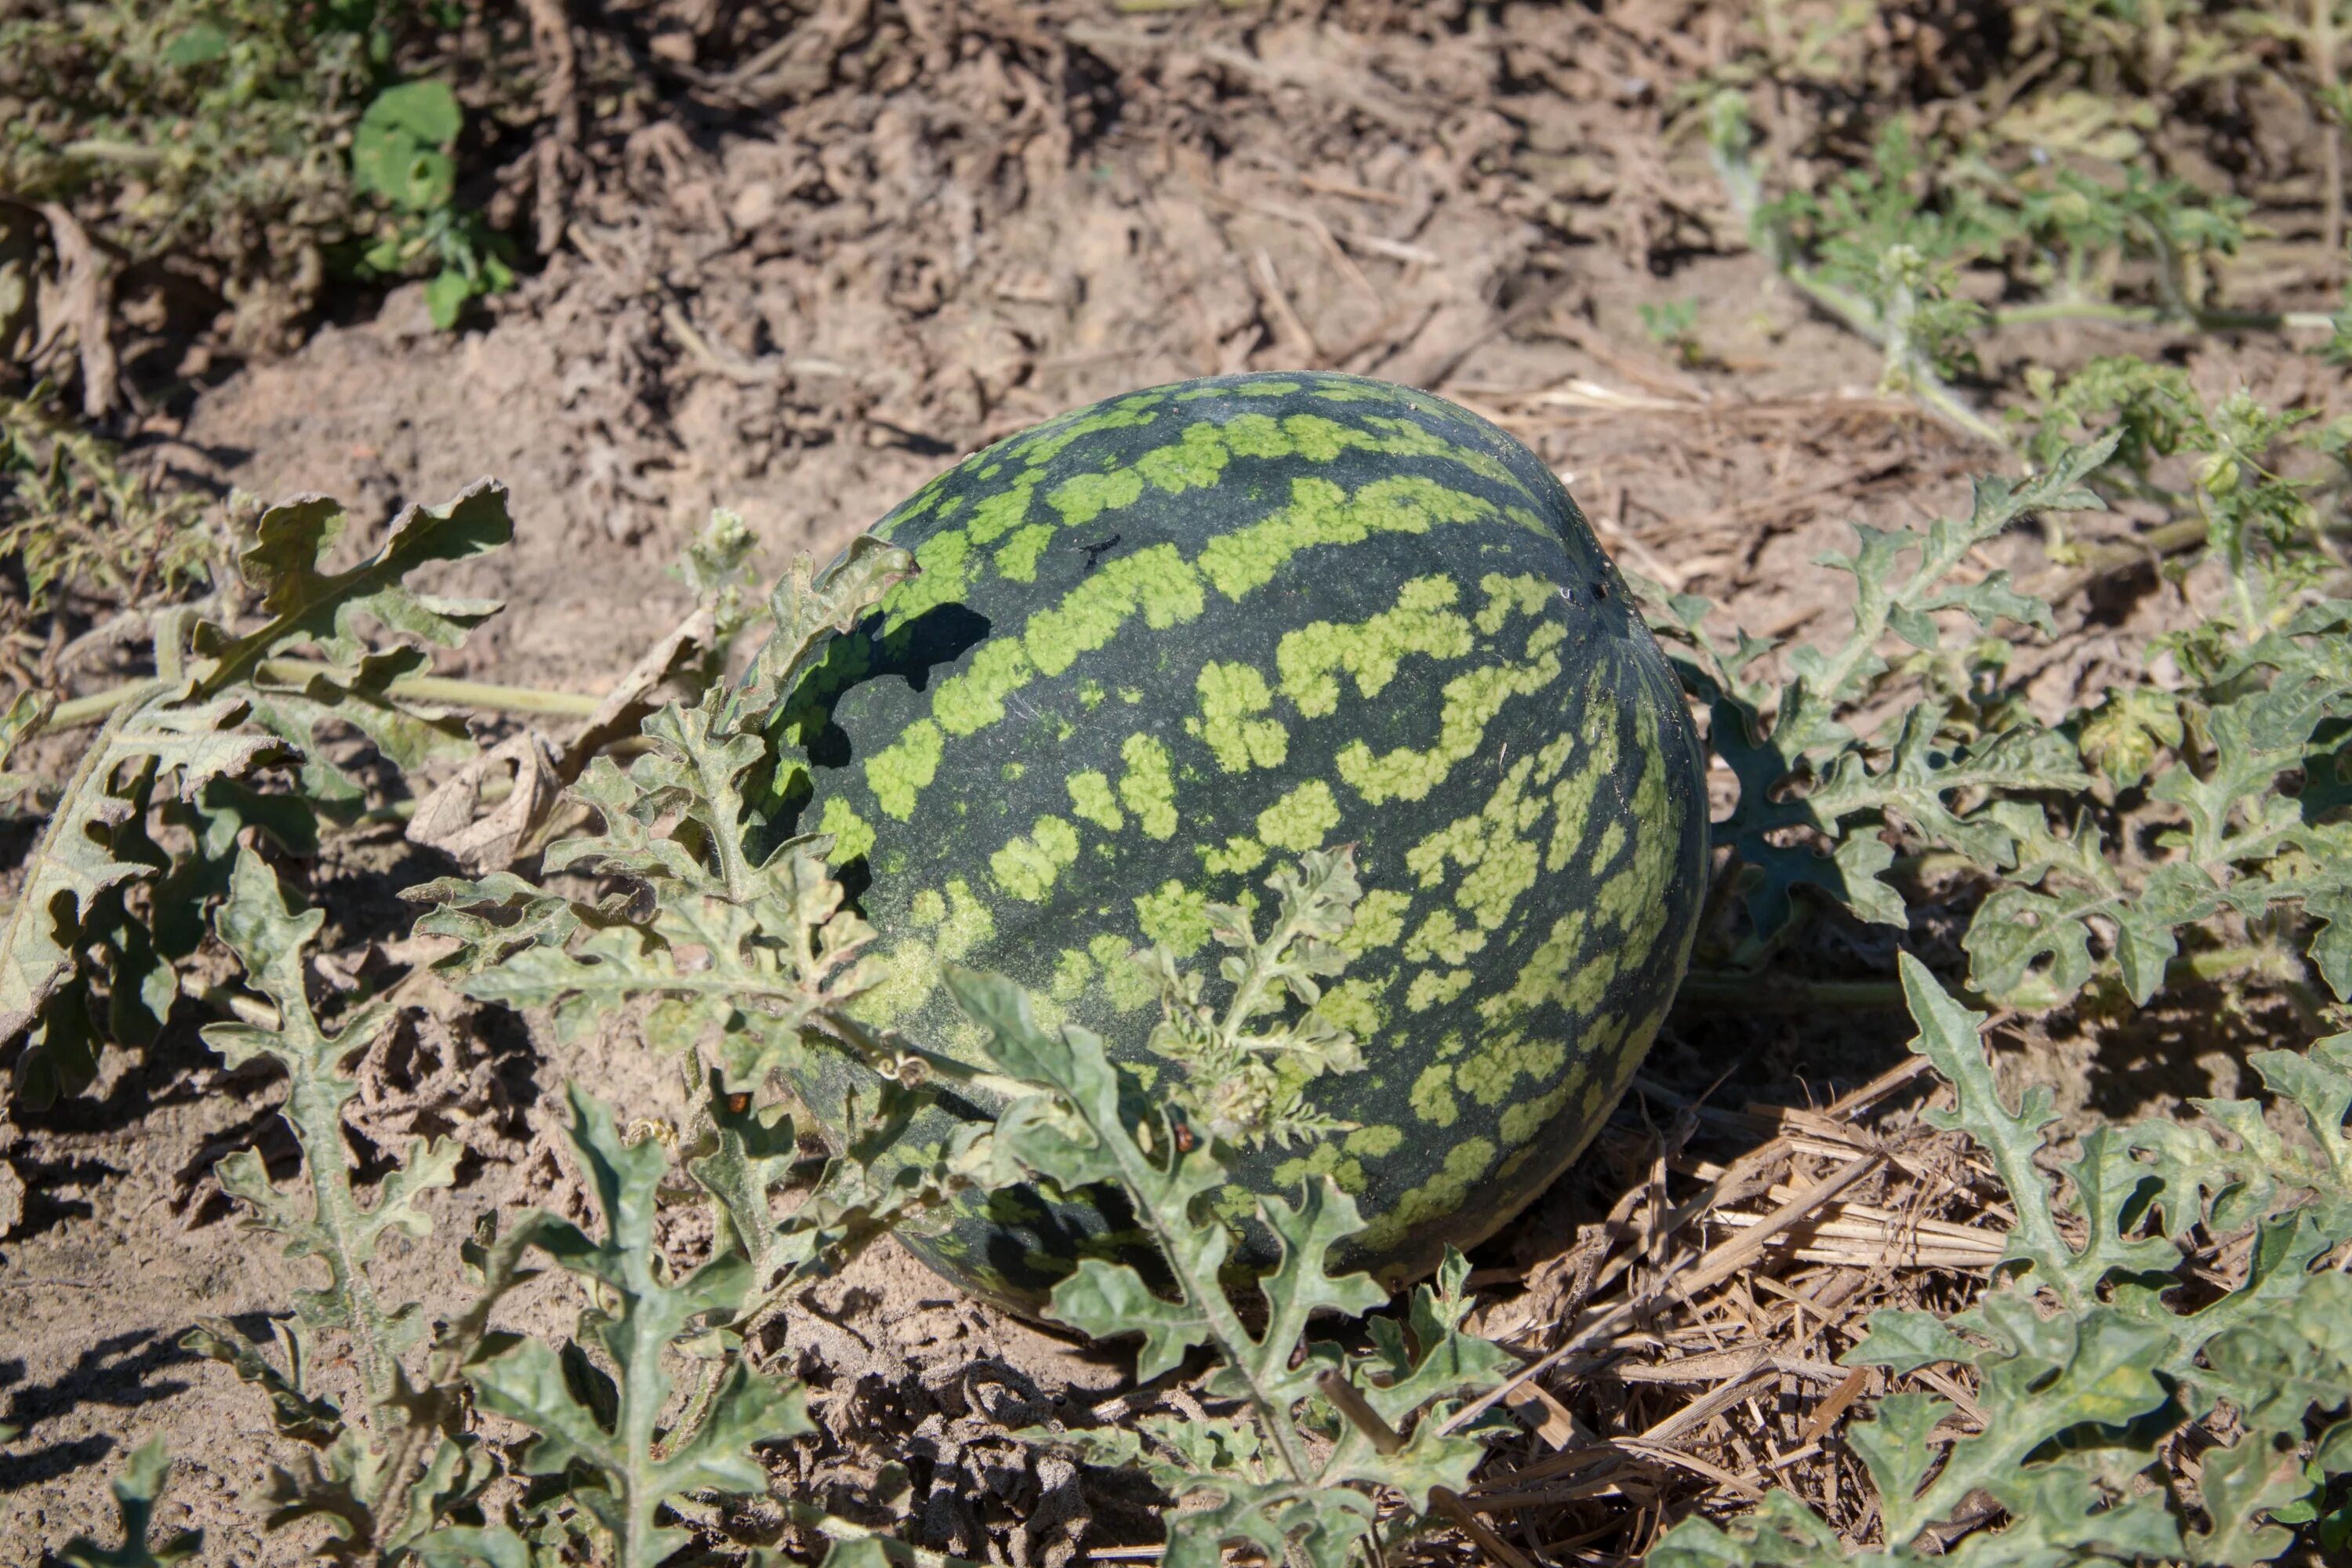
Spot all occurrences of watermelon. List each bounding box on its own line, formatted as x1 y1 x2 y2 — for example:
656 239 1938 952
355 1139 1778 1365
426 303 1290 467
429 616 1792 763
771 371 1707 1310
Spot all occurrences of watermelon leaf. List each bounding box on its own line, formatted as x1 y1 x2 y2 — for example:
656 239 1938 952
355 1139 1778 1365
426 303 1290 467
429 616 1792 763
1657 961 2352 1566
1644 376 2352 1013
2 483 511 1111
1143 844 1367 1147
1640 435 2113 952
56 1439 201 1568
412 538 915 1087
465 1084 815 1568
950 957 1508 1568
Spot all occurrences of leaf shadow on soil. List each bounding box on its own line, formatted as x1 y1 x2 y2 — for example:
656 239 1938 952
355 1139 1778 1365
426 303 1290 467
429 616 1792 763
13 1008 226 1147
2 1151 122 1236
0 1327 201 1492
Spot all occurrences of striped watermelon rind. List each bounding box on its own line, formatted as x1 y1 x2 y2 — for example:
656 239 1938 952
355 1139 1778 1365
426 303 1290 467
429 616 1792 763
764 371 1708 1311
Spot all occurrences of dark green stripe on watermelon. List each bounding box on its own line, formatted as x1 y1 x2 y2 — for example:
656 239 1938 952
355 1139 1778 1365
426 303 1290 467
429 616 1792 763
768 371 1708 1312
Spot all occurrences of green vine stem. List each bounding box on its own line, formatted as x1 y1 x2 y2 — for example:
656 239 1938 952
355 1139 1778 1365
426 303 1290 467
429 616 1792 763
42 659 601 732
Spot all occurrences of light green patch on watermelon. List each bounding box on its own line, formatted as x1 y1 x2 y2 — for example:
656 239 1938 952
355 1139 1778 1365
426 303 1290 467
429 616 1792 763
1135 879 1212 958
913 535 1229 759
1308 381 1417 406
1455 1030 1566 1109
1410 1063 1458 1127
1274 1140 1367 1196
1014 401 1161 466
1090 931 1158 1011
1190 661 1288 772
937 879 995 960
1120 687 1144 703
1025 543 1206 677
1403 753 1551 936
881 530 975 633
1066 770 1123 832
1272 412 1360 463
1221 412 1293 460
1278 575 1472 719
1479 907 1589 1030
1318 976 1385 1038
1050 947 1094 1002
1405 818 1478 888
909 888 947 926
1050 468 1145 528
934 639 1034 737
1405 909 1486 966
871 495 930 543
1117 732 1178 839
1587 818 1628 879
995 523 1054 583
1135 421 1232 493
1344 1123 1403 1158
1340 888 1410 956
1575 947 1630 1019
1595 833 1679 975
1361 416 1528 496
1077 679 1106 709
1257 779 1340 851
1178 379 1304 402
1211 1185 1258 1221
968 469 1044 545
1200 836 1266 877
1475 572 1554 633
1577 1055 1619 1125
818 797 875 865
1547 714 1618 872
1363 1135 1498 1252
1022 992 1070 1033
1459 832 1541 933
1498 1076 1573 1145
858 935 935 1027
985 1188 1049 1225
991 815 1082 902
1197 474 1511 601
1338 643 1563 805
1629 697 1679 850
1131 402 1544 510
1405 967 1474 1013
866 717 943 819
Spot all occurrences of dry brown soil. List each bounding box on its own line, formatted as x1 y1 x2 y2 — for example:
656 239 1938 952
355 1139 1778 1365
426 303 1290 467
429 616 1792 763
2 2 2339 1563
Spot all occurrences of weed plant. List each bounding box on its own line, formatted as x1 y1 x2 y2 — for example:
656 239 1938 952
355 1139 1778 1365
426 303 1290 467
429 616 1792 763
0 0 516 341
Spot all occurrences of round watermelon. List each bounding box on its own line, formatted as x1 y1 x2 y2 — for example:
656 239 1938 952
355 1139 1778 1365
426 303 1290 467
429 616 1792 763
770 371 1707 1310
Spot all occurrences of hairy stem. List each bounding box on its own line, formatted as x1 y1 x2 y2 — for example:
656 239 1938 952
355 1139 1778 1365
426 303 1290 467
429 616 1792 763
1097 1127 1318 1485
44 661 601 732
